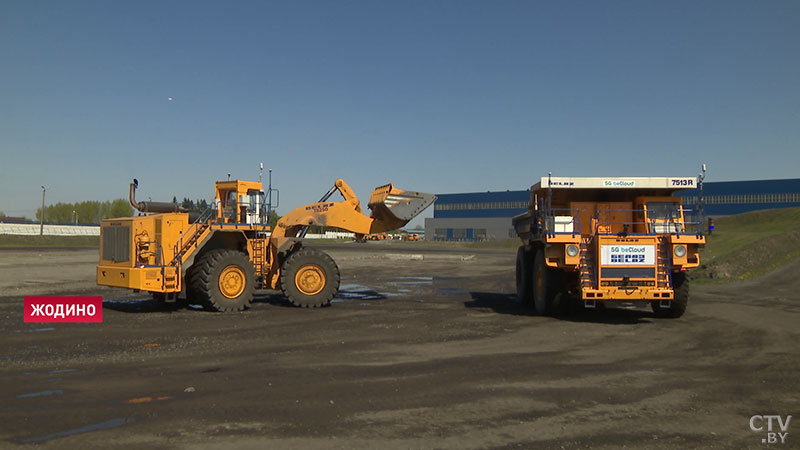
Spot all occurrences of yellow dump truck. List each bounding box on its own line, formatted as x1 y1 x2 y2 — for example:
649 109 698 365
512 176 705 318
98 178 435 311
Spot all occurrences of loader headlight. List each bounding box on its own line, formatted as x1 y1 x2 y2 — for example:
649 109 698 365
566 245 580 257
674 245 687 257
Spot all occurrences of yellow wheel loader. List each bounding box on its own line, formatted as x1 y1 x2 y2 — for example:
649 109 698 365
97 178 435 311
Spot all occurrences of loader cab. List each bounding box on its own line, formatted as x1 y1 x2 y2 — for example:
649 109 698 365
214 180 267 225
635 196 685 234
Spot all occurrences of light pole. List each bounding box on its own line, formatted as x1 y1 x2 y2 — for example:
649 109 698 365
40 185 46 236
73 210 78 224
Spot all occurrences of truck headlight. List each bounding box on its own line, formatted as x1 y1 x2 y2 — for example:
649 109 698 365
674 245 687 257
566 245 579 257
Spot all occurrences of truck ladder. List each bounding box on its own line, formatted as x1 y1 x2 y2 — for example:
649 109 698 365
579 237 595 289
656 239 671 289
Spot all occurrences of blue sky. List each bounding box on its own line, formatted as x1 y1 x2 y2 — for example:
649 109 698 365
1 1 798 226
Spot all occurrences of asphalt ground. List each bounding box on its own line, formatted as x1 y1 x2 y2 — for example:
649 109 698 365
1 242 798 449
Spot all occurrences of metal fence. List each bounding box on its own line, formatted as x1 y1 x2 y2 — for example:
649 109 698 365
0 223 100 236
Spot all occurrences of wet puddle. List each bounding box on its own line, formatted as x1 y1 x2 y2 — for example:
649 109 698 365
16 389 64 399
19 417 134 444
334 284 387 302
334 277 469 302
102 298 151 306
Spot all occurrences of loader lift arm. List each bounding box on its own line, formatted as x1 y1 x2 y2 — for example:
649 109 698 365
272 179 435 238
263 179 435 298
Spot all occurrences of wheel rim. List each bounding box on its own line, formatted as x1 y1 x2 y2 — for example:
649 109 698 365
295 264 326 296
219 265 246 299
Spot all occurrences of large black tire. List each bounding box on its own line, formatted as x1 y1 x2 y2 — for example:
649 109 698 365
532 248 556 316
652 272 689 318
548 269 577 316
188 249 256 312
515 246 533 306
280 247 340 307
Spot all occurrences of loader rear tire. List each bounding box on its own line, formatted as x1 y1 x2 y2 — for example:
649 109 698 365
280 247 340 308
190 249 255 312
516 246 533 306
532 249 555 316
652 272 688 318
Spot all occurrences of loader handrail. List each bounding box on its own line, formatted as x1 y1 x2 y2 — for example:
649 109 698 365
171 206 216 267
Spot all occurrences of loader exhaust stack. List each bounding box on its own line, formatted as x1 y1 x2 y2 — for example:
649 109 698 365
129 178 186 214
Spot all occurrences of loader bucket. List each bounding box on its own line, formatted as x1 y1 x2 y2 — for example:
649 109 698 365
367 184 437 230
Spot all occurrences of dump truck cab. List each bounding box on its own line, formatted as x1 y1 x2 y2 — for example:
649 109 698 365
513 176 705 318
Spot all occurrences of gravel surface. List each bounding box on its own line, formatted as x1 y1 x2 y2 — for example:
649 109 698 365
1 243 798 449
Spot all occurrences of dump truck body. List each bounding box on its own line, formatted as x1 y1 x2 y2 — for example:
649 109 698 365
512 176 705 318
98 178 435 311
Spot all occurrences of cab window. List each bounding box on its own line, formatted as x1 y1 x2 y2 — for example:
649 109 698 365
646 202 681 221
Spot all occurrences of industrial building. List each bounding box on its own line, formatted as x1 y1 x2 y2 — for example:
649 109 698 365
675 178 800 216
425 178 800 241
425 190 529 241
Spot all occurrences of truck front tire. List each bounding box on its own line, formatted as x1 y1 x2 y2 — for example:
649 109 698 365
532 249 555 315
652 272 689 318
516 246 533 306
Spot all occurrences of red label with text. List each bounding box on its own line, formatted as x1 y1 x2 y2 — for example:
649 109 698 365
24 296 103 323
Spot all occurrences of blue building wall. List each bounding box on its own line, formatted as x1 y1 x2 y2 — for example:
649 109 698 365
676 178 800 216
433 179 800 220
433 190 529 219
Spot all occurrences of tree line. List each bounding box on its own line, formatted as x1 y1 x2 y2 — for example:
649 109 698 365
19 197 284 226
178 197 281 227
35 199 133 224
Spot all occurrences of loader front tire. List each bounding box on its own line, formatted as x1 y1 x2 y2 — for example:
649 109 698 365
280 247 340 307
516 246 533 306
190 249 255 312
652 272 688 318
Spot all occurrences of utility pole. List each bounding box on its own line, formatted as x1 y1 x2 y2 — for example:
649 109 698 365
268 168 273 220
40 185 46 236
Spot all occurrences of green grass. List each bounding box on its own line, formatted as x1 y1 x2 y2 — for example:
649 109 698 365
694 207 800 283
0 234 100 248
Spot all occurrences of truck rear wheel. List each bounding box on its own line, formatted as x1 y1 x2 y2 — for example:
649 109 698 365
652 272 689 318
280 247 340 307
515 246 533 306
532 249 555 315
189 249 256 312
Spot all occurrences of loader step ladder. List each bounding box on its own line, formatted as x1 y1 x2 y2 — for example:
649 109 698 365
163 272 177 290
250 237 267 278
579 237 595 289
